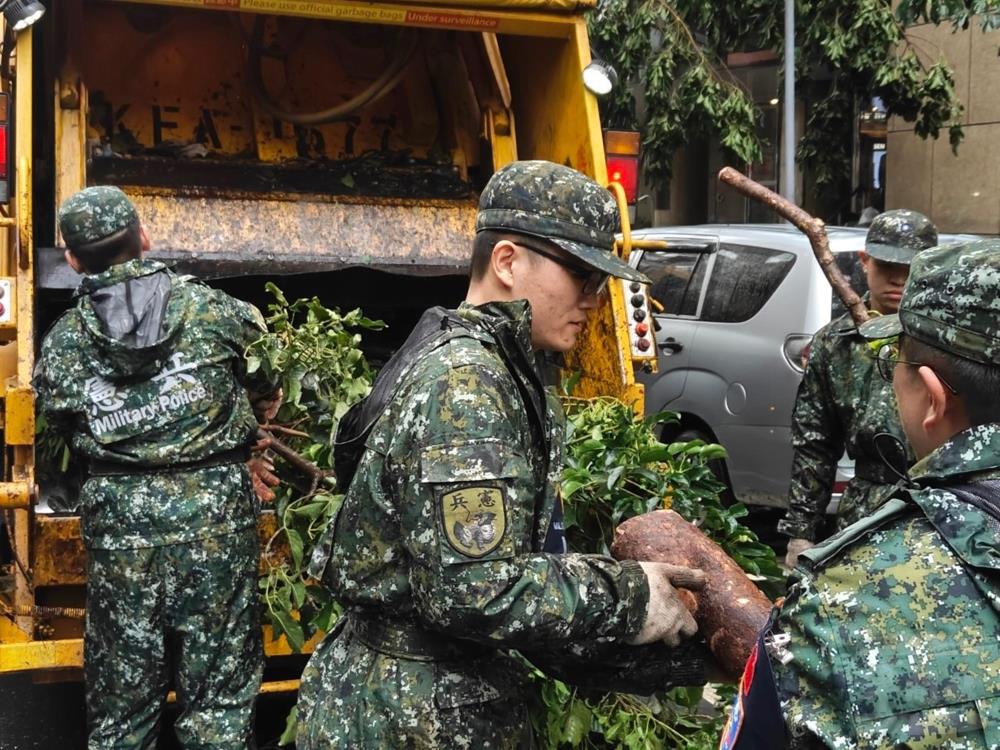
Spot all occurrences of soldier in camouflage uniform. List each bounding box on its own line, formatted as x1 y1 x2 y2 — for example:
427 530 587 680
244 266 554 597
721 238 1000 749
779 210 938 566
296 160 709 748
34 186 281 749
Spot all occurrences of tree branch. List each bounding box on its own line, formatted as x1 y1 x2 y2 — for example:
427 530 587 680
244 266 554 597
717 167 869 327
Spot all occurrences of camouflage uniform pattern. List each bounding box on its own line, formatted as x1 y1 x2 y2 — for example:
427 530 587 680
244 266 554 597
58 185 139 246
475 160 648 283
86 528 262 748
740 238 1000 748
297 300 650 749
860 238 1000 365
778 305 911 541
864 209 938 265
36 258 271 548
36 247 276 747
772 423 1000 749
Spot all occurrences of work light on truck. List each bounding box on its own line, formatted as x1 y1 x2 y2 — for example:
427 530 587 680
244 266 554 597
583 60 618 96
1 0 45 31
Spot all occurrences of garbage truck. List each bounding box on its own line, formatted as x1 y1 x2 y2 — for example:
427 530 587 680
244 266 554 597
0 0 658 722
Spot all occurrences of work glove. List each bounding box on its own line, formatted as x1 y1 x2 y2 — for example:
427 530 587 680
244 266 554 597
784 537 815 569
628 562 706 647
248 434 280 503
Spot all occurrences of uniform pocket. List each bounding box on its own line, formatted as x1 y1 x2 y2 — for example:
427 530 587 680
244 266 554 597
421 439 523 566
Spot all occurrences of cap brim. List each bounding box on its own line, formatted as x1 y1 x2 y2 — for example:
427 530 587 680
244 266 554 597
865 243 916 265
548 237 651 284
858 313 902 340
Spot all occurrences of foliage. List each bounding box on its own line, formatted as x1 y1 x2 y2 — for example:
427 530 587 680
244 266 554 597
527 396 780 748
589 0 993 213
249 283 384 653
560 397 782 578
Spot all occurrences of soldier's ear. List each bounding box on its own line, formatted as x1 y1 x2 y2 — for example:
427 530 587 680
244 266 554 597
139 226 151 254
916 365 959 434
491 240 518 292
64 249 86 275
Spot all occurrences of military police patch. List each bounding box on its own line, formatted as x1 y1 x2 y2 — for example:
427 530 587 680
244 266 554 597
442 486 507 558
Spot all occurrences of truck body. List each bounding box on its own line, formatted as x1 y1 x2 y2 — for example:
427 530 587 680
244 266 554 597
0 0 653 695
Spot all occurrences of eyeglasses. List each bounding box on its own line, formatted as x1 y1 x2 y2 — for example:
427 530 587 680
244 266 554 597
516 241 611 297
872 341 959 395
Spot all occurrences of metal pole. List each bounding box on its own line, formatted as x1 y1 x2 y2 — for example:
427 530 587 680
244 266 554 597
783 0 795 203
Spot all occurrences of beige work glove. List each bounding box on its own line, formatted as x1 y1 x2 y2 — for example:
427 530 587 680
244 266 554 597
784 538 815 569
628 562 706 647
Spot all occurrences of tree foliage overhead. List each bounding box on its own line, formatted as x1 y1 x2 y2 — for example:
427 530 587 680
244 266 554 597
590 0 998 200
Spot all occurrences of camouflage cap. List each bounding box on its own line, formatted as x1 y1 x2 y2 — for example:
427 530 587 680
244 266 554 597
859 239 1000 365
864 209 938 265
476 160 649 283
58 186 139 249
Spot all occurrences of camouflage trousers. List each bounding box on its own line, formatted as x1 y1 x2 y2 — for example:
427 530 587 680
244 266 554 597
85 528 262 749
296 618 533 749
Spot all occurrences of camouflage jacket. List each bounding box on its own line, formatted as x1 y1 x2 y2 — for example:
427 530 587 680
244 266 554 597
306 298 648 662
779 306 912 541
35 259 276 549
771 422 1000 749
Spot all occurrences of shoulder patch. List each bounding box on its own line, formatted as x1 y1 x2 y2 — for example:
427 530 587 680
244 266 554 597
442 486 507 558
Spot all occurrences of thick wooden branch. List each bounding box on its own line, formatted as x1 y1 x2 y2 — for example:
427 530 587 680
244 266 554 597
718 167 869 327
255 428 334 495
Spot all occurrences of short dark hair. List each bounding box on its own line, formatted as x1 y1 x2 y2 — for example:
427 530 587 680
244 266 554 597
901 334 1000 425
68 221 143 274
470 229 545 280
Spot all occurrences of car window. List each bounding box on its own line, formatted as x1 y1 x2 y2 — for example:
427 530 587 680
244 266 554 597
637 251 710 316
831 251 870 318
701 244 795 323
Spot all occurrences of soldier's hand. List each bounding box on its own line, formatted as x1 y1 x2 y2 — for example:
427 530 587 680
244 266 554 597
628 562 706 647
248 437 280 503
253 387 283 423
784 538 815 569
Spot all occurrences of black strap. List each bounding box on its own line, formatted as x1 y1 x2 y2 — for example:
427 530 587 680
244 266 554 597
348 613 467 662
89 445 250 477
946 480 1000 526
333 307 478 489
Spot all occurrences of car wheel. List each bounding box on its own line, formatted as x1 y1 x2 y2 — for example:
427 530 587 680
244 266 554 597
673 428 738 507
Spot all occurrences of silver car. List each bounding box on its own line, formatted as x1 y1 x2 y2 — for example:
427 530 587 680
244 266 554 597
628 224 972 511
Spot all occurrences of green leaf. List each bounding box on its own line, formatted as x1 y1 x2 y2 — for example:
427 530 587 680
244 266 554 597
287 528 305 569
279 706 298 746
274 610 305 653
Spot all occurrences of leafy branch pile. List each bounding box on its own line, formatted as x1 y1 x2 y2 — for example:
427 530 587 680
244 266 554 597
248 283 384 652
526 396 779 749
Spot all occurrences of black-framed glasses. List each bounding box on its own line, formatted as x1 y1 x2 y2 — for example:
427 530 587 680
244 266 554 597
515 241 611 297
872 341 959 395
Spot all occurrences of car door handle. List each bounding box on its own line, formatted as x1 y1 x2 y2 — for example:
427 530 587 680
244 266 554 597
660 338 683 354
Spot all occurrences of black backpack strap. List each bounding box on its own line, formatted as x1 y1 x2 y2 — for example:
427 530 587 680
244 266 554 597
946 480 1000 531
333 307 480 489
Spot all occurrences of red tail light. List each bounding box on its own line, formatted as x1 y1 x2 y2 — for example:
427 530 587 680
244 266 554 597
606 155 639 203
604 129 640 204
0 93 8 203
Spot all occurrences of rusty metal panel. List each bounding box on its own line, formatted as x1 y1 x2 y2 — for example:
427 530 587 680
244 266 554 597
32 516 85 587
4 385 35 445
32 512 292 588
0 638 84 675
0 482 32 509
125 191 477 277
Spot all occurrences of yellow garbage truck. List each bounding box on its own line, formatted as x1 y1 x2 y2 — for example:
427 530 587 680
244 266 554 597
0 0 657 716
